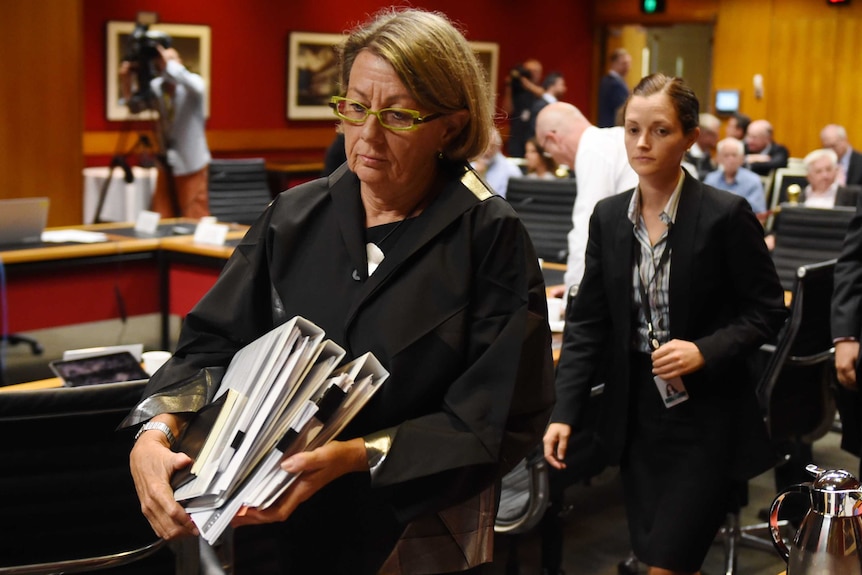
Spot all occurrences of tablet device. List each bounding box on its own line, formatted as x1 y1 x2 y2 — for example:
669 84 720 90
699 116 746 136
49 351 151 387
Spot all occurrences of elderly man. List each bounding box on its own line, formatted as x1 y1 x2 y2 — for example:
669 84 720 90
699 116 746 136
535 101 638 293
821 124 862 186
686 113 721 180
705 137 766 214
744 119 790 176
597 48 631 128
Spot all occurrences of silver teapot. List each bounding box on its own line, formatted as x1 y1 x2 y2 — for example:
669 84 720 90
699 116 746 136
769 464 862 574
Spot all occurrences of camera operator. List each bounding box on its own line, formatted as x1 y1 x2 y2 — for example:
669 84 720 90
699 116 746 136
502 58 544 157
120 42 211 219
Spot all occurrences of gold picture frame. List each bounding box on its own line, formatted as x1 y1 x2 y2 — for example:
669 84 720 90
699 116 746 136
285 32 500 120
105 21 211 121
286 31 345 120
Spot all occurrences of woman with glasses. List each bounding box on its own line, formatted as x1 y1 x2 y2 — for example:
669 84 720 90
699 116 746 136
543 74 787 575
126 7 554 574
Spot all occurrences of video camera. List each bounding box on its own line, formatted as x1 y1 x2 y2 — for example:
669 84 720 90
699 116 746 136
123 12 171 110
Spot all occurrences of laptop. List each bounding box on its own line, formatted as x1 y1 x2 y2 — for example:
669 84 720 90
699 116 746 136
0 197 49 246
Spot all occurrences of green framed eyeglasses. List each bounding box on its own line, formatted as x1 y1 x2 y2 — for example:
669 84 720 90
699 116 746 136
329 96 443 132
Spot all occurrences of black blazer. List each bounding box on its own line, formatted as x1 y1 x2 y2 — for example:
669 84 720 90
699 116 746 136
836 185 862 208
847 150 862 187
747 142 790 176
552 172 787 479
831 190 862 455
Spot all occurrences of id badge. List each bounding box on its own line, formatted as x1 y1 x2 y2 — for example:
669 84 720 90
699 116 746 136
654 375 689 408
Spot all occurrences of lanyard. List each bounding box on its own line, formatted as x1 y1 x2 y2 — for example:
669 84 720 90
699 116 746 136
636 230 672 352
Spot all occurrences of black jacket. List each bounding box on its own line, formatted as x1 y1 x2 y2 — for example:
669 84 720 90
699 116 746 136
552 172 787 480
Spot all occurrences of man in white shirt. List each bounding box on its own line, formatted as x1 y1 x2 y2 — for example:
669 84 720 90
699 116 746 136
535 102 638 294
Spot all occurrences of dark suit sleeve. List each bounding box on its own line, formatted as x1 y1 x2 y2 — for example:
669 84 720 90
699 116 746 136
847 151 862 187
749 143 789 175
551 207 612 429
832 192 862 340
692 197 788 365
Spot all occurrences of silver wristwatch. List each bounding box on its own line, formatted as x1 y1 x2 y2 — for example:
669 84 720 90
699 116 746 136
134 421 176 446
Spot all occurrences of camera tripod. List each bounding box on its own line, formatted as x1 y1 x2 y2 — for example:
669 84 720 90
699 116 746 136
93 106 181 223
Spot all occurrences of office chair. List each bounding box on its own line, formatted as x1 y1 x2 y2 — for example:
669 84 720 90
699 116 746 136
770 205 855 290
505 176 577 263
0 381 185 575
767 167 809 218
496 446 550 535
715 259 838 575
208 158 273 226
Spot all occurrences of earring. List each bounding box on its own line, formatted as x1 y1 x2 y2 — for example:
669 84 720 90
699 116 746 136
437 151 444 160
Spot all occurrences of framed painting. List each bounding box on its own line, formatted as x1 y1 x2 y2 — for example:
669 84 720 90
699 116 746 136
106 21 211 121
286 31 345 120
469 41 500 97
284 34 499 120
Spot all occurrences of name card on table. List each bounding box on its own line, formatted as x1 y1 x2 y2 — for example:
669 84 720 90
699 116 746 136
194 218 229 246
135 210 161 235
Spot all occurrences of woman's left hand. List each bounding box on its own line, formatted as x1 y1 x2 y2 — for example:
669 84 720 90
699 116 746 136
651 339 704 380
232 438 369 527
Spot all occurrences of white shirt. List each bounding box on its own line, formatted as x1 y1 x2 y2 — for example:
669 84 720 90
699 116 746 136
804 183 839 209
151 60 211 176
564 126 639 290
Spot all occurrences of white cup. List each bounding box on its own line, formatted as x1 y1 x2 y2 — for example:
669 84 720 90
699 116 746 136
142 350 172 376
546 297 564 322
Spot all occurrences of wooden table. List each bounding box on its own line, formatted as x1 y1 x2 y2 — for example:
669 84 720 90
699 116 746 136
1 219 249 349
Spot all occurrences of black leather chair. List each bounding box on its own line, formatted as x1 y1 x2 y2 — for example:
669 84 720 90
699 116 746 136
0 381 181 574
768 168 809 216
716 259 838 574
770 205 855 290
505 176 577 263
208 158 273 226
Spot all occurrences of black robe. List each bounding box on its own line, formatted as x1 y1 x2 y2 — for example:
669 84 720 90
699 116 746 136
128 163 555 572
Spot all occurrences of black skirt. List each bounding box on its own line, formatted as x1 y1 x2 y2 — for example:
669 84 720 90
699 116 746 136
621 353 735 572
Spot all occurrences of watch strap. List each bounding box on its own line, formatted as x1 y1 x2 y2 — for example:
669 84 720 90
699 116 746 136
134 421 176 446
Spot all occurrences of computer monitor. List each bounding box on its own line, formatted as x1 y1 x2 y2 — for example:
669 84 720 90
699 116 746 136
715 89 741 115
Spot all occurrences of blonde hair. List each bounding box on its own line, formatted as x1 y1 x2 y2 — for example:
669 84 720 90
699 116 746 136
338 7 492 162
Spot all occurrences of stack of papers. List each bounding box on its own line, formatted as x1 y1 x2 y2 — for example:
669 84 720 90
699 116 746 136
169 316 389 544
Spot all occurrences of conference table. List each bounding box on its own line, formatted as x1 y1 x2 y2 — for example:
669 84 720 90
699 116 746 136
0 219 248 350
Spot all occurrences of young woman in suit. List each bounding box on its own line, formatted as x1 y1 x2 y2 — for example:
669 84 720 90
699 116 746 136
543 74 787 575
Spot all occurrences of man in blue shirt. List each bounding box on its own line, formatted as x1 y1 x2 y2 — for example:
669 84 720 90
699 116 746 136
705 137 767 214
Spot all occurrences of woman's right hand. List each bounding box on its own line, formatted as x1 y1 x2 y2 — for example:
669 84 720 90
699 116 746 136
543 422 572 470
129 416 198 540
835 340 859 390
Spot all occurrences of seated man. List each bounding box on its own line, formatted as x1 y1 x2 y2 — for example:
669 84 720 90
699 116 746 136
470 128 523 199
726 112 750 140
745 119 790 176
705 137 766 215
685 113 720 180
821 123 862 186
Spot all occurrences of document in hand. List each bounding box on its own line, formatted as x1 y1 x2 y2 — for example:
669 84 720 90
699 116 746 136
168 316 389 544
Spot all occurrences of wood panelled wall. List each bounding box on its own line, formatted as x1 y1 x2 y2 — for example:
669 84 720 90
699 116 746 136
0 0 83 226
598 0 862 161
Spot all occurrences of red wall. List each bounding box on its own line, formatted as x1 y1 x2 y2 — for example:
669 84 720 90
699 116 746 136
84 0 593 141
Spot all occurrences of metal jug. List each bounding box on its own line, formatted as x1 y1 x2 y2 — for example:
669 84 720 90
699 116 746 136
769 464 862 574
